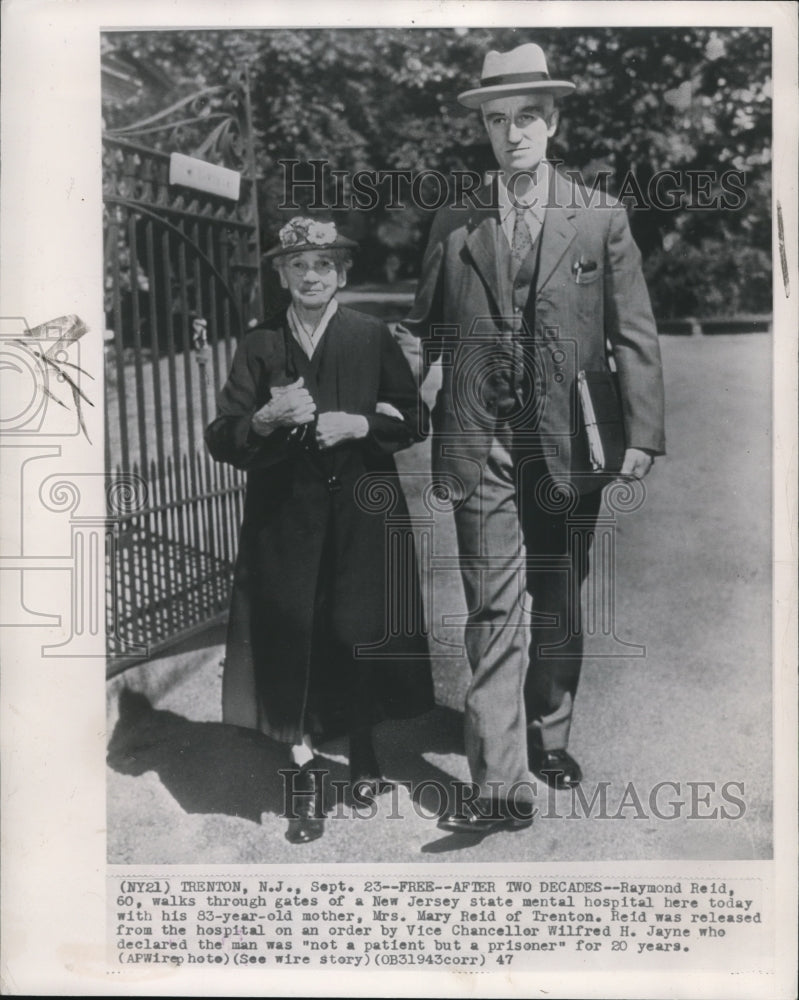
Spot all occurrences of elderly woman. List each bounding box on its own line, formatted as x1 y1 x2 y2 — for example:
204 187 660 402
205 217 433 844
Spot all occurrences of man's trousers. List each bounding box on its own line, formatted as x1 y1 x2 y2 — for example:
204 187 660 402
452 437 602 800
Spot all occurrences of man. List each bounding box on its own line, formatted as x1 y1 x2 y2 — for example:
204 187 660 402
398 42 665 834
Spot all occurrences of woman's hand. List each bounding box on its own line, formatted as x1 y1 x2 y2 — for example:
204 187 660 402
315 411 369 450
251 378 316 436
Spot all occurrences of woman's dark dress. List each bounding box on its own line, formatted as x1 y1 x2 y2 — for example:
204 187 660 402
205 305 434 744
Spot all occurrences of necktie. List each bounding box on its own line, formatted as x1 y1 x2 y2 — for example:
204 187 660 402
511 205 533 277
508 205 534 412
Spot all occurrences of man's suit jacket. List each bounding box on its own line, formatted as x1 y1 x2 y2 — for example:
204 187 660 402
399 167 666 501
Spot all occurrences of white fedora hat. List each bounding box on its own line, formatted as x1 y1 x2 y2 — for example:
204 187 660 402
458 42 575 108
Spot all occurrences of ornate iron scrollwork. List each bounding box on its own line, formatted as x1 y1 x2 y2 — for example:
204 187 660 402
104 74 253 176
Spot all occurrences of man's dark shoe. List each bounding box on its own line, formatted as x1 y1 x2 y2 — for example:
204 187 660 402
437 797 533 835
528 748 582 789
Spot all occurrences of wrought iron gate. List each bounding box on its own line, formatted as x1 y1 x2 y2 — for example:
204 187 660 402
103 70 262 672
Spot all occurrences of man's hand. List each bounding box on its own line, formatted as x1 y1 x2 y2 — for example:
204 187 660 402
251 378 316 436
315 411 369 450
619 447 655 479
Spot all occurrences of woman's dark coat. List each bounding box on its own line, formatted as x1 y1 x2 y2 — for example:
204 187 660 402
205 305 434 744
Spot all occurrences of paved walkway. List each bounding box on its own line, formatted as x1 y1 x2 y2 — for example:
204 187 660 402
107 334 772 863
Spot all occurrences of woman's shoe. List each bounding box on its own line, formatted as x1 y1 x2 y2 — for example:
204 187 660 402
285 761 325 844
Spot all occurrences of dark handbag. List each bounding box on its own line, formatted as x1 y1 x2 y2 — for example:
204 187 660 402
577 369 626 473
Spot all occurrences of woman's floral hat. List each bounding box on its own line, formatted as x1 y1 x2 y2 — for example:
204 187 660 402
264 217 358 258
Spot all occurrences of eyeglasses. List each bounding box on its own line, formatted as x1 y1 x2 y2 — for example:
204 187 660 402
285 256 337 275
483 108 553 130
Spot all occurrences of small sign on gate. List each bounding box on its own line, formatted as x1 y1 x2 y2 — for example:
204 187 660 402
169 152 241 201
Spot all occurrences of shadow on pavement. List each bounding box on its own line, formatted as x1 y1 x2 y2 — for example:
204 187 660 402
420 830 526 854
107 688 301 822
107 688 469 827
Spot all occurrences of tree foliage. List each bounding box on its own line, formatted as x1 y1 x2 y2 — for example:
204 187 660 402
102 27 772 317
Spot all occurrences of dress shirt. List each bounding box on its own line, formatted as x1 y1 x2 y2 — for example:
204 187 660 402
496 160 551 250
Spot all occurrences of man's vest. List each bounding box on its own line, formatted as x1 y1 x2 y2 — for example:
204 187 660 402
492 224 543 432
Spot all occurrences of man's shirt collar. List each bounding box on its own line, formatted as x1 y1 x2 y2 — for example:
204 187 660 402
498 161 550 214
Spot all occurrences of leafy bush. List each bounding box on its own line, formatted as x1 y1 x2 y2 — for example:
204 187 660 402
643 238 772 318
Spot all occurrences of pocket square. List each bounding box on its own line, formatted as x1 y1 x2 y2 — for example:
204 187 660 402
572 257 598 282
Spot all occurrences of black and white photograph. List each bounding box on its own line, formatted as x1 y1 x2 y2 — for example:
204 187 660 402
0 1 796 996
102 22 772 863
